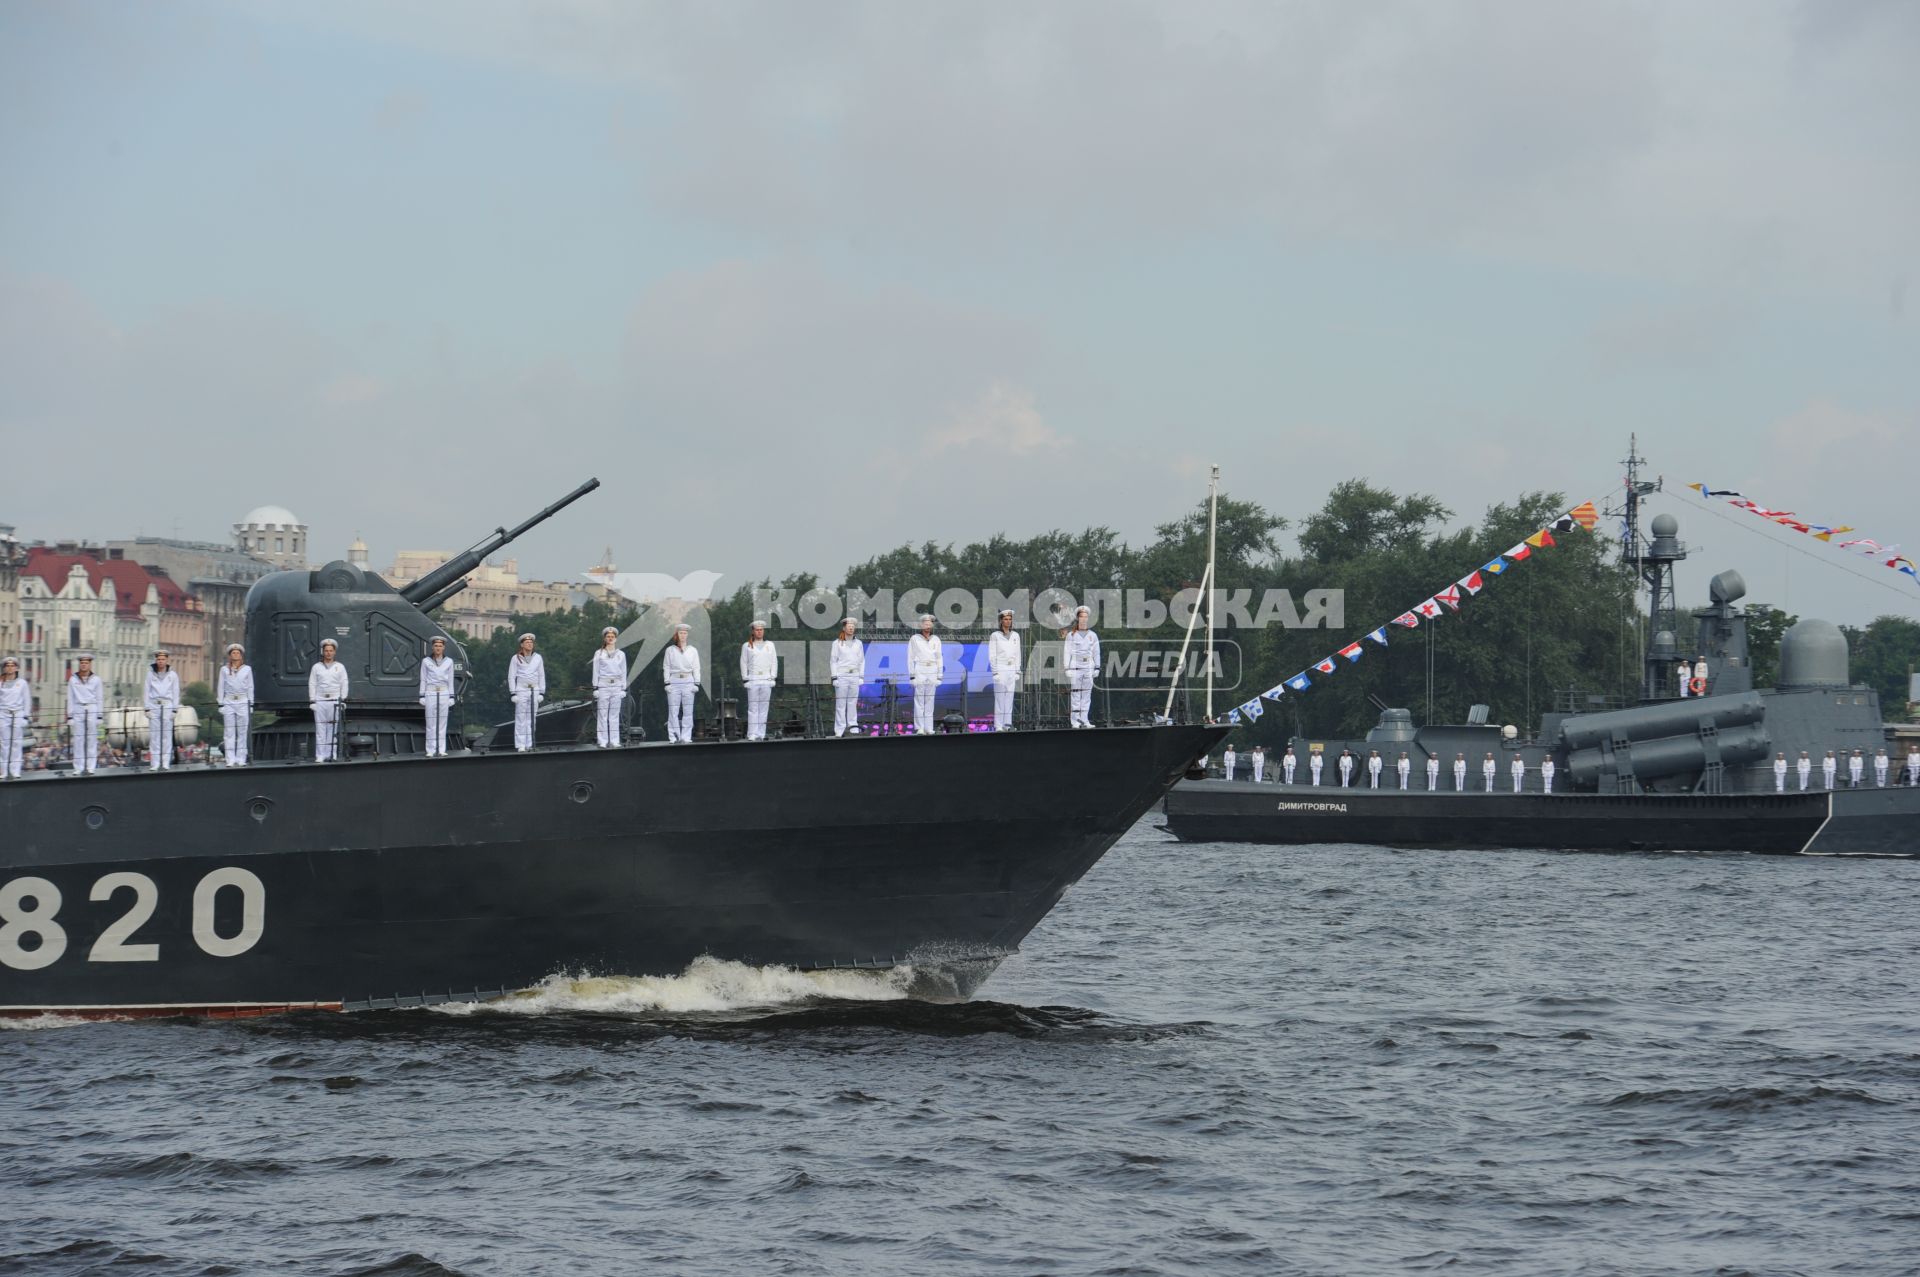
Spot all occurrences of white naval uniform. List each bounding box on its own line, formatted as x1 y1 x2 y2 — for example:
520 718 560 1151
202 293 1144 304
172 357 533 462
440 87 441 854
1907 752 1919 786
217 664 255 766
1541 759 1555 794
1481 758 1496 791
1821 755 1837 789
1283 751 1297 784
1309 754 1323 786
144 668 181 769
1677 663 1691 698
1693 660 1710 695
1847 755 1864 788
419 655 456 756
740 640 777 741
67 673 104 774
309 660 349 761
591 648 628 747
1797 757 1812 791
1252 752 1266 783
664 645 701 743
1425 757 1439 790
1222 747 1237 782
1874 754 1889 787
987 629 1021 731
1337 755 1353 788
1510 757 1525 793
1452 759 1467 791
1773 758 1788 793
1367 755 1383 789
509 653 546 752
1397 757 1411 791
830 637 865 737
0 676 27 778
1063 629 1100 728
907 632 942 735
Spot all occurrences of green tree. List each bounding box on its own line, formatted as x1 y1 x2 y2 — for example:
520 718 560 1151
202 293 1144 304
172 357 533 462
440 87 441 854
1744 604 1797 689
1851 614 1920 715
182 680 218 744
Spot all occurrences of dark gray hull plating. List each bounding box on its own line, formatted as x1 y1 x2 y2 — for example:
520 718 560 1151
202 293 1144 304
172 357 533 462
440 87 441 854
0 725 1223 1015
1163 779 1919 856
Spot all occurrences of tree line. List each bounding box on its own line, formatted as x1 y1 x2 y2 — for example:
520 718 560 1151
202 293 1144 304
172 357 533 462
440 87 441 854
448 481 1920 742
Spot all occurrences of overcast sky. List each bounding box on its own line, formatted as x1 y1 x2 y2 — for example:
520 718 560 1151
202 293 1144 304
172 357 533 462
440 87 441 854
3 0 1915 624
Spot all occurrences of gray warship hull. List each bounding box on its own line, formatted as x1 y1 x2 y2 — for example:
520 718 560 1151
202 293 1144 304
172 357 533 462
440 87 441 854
1163 778 1919 856
0 723 1222 1017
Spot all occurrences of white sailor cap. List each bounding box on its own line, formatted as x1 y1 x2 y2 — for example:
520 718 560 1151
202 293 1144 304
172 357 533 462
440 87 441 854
1 655 17 667
226 643 245 655
750 618 768 629
998 609 1015 619
75 651 94 661
602 626 619 637
918 613 935 624
516 632 536 644
153 648 171 657
1075 604 1091 615
674 622 691 633
319 638 338 649
428 634 447 645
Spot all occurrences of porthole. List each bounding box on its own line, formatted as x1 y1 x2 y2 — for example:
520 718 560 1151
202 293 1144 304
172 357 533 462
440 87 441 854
82 805 107 831
569 780 595 805
247 797 275 824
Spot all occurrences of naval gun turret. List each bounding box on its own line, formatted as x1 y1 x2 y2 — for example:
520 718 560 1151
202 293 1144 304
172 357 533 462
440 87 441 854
242 478 601 761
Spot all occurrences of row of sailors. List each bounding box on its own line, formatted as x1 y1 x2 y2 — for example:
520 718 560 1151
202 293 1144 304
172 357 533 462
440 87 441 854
1772 749 1911 791
0 607 1105 776
1218 744 1920 792
1221 746 1560 791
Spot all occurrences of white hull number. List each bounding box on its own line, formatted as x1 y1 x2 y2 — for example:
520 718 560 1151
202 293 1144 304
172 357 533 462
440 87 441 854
0 869 266 971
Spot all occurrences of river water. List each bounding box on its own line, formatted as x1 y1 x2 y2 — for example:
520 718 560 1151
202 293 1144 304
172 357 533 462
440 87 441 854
4 822 1915 1276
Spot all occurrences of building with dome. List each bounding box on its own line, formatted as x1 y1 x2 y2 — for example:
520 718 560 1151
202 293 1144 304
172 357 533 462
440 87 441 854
234 506 309 570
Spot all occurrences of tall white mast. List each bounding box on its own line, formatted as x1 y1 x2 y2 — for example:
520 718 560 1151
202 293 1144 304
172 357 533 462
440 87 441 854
1204 464 1219 721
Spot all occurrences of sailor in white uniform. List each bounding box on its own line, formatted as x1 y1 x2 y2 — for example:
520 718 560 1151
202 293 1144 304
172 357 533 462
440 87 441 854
740 620 777 741
1510 755 1526 793
1541 757 1556 794
664 623 701 743
0 656 27 778
1907 748 1920 787
986 610 1021 731
419 636 456 756
1425 753 1440 791
217 643 255 766
1693 656 1710 696
1772 752 1788 793
1397 752 1412 791
1337 749 1354 788
1481 752 1496 792
907 615 942 735
144 649 181 770
508 633 545 752
1222 744 1237 782
309 638 349 762
1282 746 1297 784
830 618 865 737
1821 749 1837 790
1452 753 1467 791
1677 657 1692 699
1309 751 1324 786
591 626 628 748
1873 748 1889 788
1251 746 1266 783
1847 749 1864 788
1063 607 1100 728
67 654 104 775
1796 751 1812 791
1366 750 1383 789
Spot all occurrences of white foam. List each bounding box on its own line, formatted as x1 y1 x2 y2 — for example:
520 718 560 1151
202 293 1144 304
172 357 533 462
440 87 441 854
430 955 916 1017
0 1013 114 1032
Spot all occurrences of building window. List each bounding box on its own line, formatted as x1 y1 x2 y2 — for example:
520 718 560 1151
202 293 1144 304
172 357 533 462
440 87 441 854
276 537 285 553
70 620 81 648
22 620 33 643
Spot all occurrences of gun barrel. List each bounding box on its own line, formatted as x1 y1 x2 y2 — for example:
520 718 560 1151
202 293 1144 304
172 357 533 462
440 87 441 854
397 477 601 605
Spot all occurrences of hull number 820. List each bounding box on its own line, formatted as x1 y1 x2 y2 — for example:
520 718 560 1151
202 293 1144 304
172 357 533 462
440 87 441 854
0 869 265 971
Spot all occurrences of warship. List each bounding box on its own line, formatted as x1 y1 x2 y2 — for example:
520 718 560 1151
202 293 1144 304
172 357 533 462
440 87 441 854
1164 456 1919 857
1 481 1224 1018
